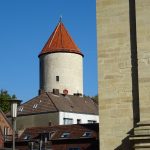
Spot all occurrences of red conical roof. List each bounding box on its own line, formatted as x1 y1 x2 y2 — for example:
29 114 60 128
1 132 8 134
39 21 83 57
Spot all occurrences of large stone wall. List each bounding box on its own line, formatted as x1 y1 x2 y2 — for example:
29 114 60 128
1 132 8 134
96 0 134 149
97 0 150 149
136 0 150 121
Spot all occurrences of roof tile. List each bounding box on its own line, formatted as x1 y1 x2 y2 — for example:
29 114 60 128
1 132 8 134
19 123 99 141
16 92 98 116
39 21 83 57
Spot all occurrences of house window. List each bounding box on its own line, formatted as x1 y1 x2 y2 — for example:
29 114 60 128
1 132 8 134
77 119 81 124
60 132 70 138
68 148 80 150
88 120 97 123
63 118 73 125
4 127 8 141
4 127 8 136
56 76 59 82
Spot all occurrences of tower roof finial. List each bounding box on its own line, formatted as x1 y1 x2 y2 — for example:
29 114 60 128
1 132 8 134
59 15 62 23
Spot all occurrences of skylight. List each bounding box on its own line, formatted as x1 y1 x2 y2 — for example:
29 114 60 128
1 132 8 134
33 104 38 109
18 107 23 112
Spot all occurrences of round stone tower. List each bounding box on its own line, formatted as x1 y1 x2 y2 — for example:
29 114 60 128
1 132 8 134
38 20 84 95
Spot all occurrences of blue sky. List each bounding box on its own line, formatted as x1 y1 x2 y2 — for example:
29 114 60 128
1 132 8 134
0 0 97 102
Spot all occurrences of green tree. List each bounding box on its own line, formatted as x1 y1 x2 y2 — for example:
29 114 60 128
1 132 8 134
83 94 98 104
92 95 98 104
0 89 17 113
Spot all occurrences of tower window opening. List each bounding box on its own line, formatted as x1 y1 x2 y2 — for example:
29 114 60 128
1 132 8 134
56 76 59 82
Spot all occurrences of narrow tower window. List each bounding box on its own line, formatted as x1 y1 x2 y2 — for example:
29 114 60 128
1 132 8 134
56 76 59 82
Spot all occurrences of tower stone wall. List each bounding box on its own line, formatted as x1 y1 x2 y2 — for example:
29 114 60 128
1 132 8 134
40 53 83 95
97 0 150 149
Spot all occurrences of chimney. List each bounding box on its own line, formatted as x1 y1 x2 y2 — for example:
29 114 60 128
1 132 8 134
38 89 45 95
63 89 68 96
49 122 52 126
74 93 82 97
53 89 59 95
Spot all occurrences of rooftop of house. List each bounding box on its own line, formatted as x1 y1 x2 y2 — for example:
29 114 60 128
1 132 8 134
18 123 99 142
15 92 98 116
0 127 3 142
0 109 12 145
39 20 83 57
0 109 12 129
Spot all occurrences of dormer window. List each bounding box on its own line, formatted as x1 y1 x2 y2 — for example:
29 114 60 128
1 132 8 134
23 134 31 140
82 131 92 137
56 76 59 82
60 132 70 138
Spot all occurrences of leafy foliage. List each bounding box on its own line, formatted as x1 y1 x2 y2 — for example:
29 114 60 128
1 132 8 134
91 95 98 104
83 94 98 104
0 89 17 113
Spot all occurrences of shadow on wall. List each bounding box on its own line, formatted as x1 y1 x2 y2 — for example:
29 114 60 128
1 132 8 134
86 141 99 150
129 0 140 126
115 1 139 149
114 129 134 150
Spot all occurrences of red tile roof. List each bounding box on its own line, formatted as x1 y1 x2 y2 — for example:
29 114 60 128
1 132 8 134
15 92 98 116
39 21 83 57
19 123 99 141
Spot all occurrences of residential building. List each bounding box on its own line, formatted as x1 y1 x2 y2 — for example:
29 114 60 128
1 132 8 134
0 128 3 149
16 91 99 130
0 109 12 148
5 123 99 150
10 20 99 131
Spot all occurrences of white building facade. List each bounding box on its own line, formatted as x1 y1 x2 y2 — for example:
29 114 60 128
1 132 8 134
59 111 99 125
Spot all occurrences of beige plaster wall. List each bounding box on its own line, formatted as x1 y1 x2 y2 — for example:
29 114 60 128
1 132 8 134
16 112 59 130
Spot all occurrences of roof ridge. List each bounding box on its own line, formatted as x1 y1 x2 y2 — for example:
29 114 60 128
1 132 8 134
0 109 12 128
46 92 59 112
47 22 60 49
21 95 40 105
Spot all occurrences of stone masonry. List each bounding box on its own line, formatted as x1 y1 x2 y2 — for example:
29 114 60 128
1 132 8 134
96 0 150 149
136 0 150 121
